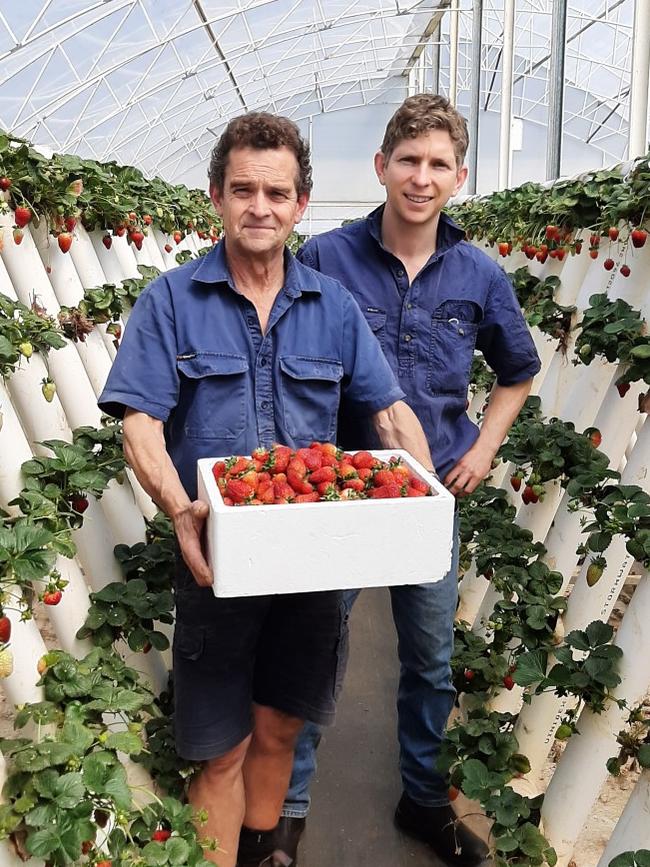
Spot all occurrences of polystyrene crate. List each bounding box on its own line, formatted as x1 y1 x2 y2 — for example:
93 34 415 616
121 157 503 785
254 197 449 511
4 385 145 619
197 449 455 597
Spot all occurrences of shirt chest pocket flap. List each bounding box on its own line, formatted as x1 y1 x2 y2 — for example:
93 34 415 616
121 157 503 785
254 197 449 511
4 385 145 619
177 352 249 439
427 300 481 396
279 355 344 440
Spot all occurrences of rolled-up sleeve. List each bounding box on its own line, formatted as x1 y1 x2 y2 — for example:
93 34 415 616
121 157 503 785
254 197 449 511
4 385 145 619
476 268 541 386
340 289 405 413
98 277 179 421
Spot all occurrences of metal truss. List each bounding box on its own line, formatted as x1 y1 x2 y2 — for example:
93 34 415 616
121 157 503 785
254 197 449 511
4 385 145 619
0 0 643 185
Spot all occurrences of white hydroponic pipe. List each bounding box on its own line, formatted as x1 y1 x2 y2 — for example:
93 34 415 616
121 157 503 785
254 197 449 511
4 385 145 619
153 228 178 270
541 567 650 867
514 420 649 786
597 768 650 865
31 221 113 398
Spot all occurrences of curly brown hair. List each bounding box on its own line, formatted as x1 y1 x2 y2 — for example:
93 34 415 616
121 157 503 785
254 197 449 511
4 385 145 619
208 112 312 196
381 94 469 167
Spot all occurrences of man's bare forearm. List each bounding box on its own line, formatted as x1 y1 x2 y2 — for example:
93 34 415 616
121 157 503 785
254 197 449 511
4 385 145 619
372 400 435 473
123 408 190 519
478 379 533 457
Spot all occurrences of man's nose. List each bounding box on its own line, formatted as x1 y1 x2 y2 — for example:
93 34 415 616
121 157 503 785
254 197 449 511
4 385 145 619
412 163 430 186
248 189 271 216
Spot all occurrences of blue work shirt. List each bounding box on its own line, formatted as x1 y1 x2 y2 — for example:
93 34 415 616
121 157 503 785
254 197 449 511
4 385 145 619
298 206 541 480
98 241 404 500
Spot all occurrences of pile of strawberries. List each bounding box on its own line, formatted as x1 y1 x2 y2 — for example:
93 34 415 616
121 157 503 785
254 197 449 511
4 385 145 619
212 443 434 506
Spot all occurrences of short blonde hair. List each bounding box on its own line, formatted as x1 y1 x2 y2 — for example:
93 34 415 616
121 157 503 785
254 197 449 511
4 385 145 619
381 94 469 167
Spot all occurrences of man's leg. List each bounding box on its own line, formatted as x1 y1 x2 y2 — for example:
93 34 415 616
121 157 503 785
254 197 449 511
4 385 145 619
188 735 251 867
391 513 488 864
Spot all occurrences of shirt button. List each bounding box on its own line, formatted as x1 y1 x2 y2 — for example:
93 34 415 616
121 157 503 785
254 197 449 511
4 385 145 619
407 303 413 310
404 334 412 342
260 358 267 367
397 269 405 277
261 400 269 410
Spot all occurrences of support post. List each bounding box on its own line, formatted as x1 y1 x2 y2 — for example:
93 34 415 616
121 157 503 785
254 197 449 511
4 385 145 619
629 0 650 158
431 22 441 94
468 0 484 194
498 0 516 189
546 0 568 180
449 3 460 105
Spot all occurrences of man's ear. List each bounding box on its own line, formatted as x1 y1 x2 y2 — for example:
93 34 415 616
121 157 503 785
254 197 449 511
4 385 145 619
453 165 469 196
210 184 223 217
374 151 387 186
294 191 310 225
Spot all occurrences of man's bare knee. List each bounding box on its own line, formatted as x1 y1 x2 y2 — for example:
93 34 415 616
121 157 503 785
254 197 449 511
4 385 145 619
194 734 252 784
251 705 304 754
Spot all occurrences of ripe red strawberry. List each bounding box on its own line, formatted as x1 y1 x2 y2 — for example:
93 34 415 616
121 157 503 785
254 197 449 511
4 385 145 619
57 232 73 253
608 226 619 241
96 861 112 867
297 448 322 471
81 840 94 855
358 467 373 482
556 248 566 261
223 497 234 506
344 478 365 492
620 264 631 277
589 249 599 259
271 446 292 474
225 478 254 503
369 483 402 499
164 243 173 253
616 382 631 397
498 242 509 257
294 492 320 503
212 461 227 480
338 463 358 480
240 469 259 491
536 250 548 263
273 479 294 500
129 230 144 250
503 674 515 690
574 241 583 254
173 230 183 244
287 470 314 495
287 457 307 477
71 495 89 513
14 206 32 228
631 228 647 248
464 668 475 681
603 257 615 271
0 616 11 643
409 476 430 494
317 481 338 496
43 589 62 605
510 474 522 491
229 456 253 476
152 829 171 842
448 785 460 802
310 466 337 484
406 486 426 497
545 225 558 241
114 225 126 236
252 447 270 463
351 450 375 470
373 469 395 487
259 485 275 504
64 216 77 232
584 427 602 448
0 176 11 191
102 234 113 249
13 228 23 245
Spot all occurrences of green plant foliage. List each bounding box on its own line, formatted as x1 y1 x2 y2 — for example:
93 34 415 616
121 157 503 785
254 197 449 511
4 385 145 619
0 295 66 377
580 484 650 568
607 701 650 777
508 268 575 351
609 851 650 867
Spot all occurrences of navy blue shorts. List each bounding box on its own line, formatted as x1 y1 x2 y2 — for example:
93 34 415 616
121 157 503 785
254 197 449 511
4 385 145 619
172 560 347 761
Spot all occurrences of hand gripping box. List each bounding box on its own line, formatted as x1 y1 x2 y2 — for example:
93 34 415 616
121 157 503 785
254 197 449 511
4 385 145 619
197 449 455 598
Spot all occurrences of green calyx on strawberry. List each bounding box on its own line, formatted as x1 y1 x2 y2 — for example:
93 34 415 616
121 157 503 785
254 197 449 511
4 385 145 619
41 378 56 402
14 206 32 228
0 616 11 643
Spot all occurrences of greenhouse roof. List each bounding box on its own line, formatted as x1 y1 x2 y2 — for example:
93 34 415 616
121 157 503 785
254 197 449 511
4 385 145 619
0 1 639 188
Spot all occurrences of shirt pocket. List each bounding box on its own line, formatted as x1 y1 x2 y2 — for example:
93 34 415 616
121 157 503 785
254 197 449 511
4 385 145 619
364 308 387 351
177 352 249 440
427 301 481 396
279 355 344 440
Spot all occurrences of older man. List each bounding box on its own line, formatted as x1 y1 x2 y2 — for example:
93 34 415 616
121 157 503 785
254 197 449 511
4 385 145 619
99 112 434 867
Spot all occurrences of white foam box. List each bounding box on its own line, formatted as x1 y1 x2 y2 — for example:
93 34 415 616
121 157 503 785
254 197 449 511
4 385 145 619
197 449 455 597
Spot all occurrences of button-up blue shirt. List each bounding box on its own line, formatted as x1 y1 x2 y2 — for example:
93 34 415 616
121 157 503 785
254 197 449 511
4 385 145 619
99 241 404 499
298 206 541 480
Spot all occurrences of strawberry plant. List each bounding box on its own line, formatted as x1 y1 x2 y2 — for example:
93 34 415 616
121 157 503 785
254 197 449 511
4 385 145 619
508 268 575 352
607 701 650 777
438 708 556 866
513 620 624 715
573 294 650 390
608 853 650 867
469 352 497 395
579 484 650 568
0 295 66 378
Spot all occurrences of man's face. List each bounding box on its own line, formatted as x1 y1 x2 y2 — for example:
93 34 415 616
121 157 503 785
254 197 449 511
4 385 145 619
210 146 309 258
374 130 468 227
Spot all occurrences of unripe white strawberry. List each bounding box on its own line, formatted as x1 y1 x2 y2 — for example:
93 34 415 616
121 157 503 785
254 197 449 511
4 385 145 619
0 648 14 678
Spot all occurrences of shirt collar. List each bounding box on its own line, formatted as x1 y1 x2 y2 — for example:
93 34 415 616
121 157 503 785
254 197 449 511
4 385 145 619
365 204 465 256
192 239 321 298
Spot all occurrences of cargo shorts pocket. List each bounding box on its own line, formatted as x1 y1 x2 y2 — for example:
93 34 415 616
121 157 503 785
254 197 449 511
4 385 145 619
174 623 205 662
279 355 344 441
177 352 249 439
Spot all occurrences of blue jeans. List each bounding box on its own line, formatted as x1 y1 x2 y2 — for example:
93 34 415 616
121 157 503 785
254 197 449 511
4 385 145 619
282 513 459 816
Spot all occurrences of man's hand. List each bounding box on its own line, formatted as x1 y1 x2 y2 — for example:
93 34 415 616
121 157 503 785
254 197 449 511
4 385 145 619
443 441 495 497
172 500 213 587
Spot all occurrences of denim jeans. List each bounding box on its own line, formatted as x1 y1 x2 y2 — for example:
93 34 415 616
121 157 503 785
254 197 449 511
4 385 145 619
282 511 459 816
